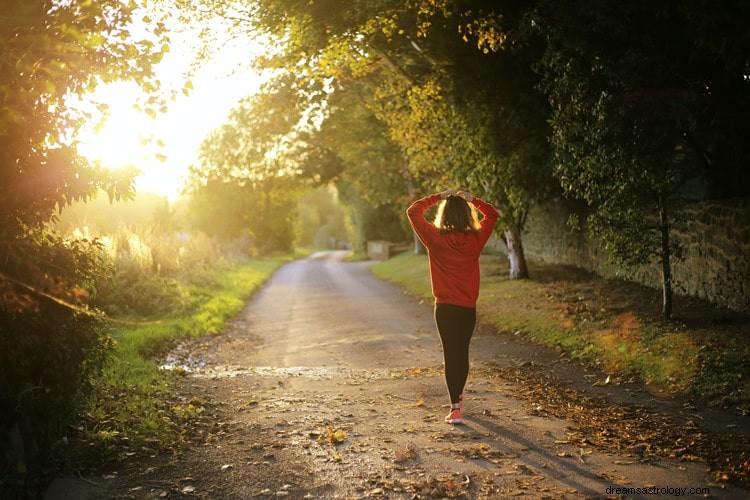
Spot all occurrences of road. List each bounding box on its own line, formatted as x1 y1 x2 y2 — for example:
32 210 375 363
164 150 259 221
48 251 746 499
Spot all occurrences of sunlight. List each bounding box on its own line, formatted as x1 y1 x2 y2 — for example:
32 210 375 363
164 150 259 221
76 81 157 170
73 13 270 200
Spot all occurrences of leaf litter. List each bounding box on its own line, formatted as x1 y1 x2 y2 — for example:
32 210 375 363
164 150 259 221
483 361 750 486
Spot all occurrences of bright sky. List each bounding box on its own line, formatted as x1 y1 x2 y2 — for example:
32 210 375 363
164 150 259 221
75 13 269 200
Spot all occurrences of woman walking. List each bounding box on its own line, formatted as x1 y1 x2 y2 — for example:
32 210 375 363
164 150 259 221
406 189 499 424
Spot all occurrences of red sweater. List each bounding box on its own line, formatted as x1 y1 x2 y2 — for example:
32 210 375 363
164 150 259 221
406 194 499 308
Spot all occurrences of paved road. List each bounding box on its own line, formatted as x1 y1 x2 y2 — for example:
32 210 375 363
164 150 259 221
48 250 746 499
212 250 442 371
198 251 742 498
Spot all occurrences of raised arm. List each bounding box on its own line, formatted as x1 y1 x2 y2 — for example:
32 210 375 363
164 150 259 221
471 196 499 248
406 193 443 247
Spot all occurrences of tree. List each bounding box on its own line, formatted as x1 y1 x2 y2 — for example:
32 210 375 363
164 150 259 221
1 0 169 307
535 0 750 317
232 0 557 278
185 78 308 254
364 4 554 277
0 0 168 492
309 83 414 254
296 186 348 249
0 0 168 224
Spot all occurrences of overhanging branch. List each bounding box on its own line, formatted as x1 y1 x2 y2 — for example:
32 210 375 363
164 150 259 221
367 45 416 86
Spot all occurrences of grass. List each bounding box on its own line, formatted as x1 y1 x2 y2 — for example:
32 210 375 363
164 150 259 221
84 255 293 453
371 251 750 414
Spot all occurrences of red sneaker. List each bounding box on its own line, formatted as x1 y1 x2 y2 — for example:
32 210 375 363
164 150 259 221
445 408 463 424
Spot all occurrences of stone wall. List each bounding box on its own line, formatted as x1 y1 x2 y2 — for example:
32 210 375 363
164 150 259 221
499 198 750 312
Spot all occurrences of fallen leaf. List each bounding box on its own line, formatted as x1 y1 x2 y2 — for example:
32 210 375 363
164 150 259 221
592 375 611 386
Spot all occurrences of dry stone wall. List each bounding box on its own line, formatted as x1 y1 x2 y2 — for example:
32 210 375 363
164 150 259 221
500 198 749 313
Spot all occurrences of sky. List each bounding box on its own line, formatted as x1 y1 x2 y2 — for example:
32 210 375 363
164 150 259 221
75 12 268 201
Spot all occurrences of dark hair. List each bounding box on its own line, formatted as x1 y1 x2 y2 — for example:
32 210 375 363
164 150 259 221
434 195 480 233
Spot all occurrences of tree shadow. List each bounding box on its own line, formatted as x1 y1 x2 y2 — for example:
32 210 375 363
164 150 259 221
455 415 623 497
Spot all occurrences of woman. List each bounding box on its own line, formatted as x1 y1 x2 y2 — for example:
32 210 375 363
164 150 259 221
406 189 499 424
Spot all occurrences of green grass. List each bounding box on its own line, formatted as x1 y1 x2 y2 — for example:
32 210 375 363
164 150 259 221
369 250 432 296
85 256 291 452
370 251 588 350
371 252 750 413
344 251 370 262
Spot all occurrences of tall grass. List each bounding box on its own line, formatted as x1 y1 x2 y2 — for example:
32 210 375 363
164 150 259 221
70 225 230 317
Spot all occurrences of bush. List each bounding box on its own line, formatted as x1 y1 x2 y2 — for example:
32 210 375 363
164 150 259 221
0 228 112 497
91 226 221 317
0 221 253 496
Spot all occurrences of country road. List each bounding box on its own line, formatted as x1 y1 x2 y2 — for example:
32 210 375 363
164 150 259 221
48 251 747 499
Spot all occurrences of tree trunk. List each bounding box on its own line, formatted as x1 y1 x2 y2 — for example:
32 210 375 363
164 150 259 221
504 227 529 279
659 194 673 319
405 173 425 255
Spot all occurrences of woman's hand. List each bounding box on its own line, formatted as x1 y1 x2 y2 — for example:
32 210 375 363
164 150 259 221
439 189 455 199
456 190 473 202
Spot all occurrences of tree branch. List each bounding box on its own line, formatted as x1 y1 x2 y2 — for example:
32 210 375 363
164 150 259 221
367 45 416 86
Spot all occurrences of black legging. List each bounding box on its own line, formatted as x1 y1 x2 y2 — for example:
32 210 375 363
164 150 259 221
434 303 476 405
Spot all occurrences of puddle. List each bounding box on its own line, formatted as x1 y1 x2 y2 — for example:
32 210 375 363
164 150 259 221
188 365 392 380
159 341 392 380
160 340 410 381
159 343 208 372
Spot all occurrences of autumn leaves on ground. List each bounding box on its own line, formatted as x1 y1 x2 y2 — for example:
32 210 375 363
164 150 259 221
375 253 750 486
41 251 749 499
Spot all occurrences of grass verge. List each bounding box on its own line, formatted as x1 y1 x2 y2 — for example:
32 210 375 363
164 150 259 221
370 251 750 415
81 255 293 457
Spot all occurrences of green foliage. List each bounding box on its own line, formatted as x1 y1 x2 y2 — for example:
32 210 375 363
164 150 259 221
185 81 310 254
0 0 168 226
223 0 557 277
0 228 112 494
186 0 749 280
186 178 300 255
92 226 220 317
533 0 750 314
318 85 411 206
0 226 110 310
368 7 555 233
296 186 348 248
341 197 410 254
56 196 226 317
537 0 750 228
306 86 412 250
0 311 111 492
1 2 168 491
85 256 290 454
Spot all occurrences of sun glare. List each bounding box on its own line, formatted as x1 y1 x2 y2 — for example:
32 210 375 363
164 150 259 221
76 82 157 170
73 15 270 200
